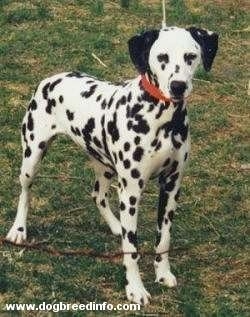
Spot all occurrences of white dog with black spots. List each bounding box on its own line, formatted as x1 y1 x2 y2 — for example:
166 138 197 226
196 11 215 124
6 26 218 305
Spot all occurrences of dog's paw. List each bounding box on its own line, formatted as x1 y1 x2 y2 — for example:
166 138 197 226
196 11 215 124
155 271 177 288
6 225 27 245
126 282 151 305
109 219 122 236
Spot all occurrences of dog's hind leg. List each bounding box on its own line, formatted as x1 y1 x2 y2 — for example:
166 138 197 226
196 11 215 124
6 101 57 244
91 161 121 236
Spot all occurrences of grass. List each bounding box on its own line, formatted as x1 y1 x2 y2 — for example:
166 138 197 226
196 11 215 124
0 0 249 315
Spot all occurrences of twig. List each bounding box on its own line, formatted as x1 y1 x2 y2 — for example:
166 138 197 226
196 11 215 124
228 113 250 118
91 53 108 68
67 207 85 213
193 78 211 83
239 164 250 171
232 27 250 33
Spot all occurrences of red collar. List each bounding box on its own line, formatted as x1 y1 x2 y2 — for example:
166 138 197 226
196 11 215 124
140 74 171 103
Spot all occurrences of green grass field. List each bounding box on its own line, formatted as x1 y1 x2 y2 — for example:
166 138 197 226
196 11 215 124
0 0 249 315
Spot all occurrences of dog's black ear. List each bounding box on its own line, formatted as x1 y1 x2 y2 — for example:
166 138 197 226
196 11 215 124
187 27 219 71
128 30 159 74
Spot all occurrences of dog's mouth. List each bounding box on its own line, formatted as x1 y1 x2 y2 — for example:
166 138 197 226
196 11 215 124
170 94 184 102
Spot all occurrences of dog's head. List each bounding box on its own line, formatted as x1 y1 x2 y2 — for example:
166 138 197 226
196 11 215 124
128 26 218 102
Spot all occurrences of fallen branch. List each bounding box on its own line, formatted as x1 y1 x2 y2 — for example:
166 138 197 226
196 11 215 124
91 53 108 68
228 113 250 118
0 238 181 261
193 78 212 83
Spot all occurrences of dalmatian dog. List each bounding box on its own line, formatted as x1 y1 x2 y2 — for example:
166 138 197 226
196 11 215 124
6 26 218 305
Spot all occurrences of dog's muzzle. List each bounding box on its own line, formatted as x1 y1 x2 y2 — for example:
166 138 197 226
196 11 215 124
170 81 187 101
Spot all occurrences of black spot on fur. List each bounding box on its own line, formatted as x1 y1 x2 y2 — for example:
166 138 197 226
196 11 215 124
157 53 169 63
148 103 155 112
49 78 62 91
51 124 56 129
122 178 127 188
134 136 141 145
168 210 174 222
107 94 115 109
175 65 180 73
124 142 130 152
24 147 31 157
120 202 126 211
118 151 123 161
39 141 46 150
129 208 136 216
100 199 106 208
163 158 170 167
131 169 140 179
127 92 132 102
25 173 30 178
30 133 34 141
127 120 133 130
28 99 37 111
158 188 169 230
93 136 102 148
27 113 34 131
169 161 178 175
184 53 197 66
22 123 26 138
131 114 150 134
131 252 138 259
42 82 50 99
129 196 137 205
151 139 158 147
59 95 64 103
107 112 119 143
161 63 166 70
46 98 56 114
184 152 188 161
130 103 143 118
155 103 167 119
138 179 144 189
104 171 113 179
155 141 162 151
133 147 144 162
101 99 107 109
71 126 81 136
116 95 127 109
127 231 137 248
81 85 97 98
17 227 24 232
94 181 100 192
155 232 161 246
66 71 84 78
157 103 188 147
122 227 126 239
66 109 74 121
155 254 162 262
96 94 102 102
82 118 95 142
123 159 131 169
113 152 118 164
165 172 179 192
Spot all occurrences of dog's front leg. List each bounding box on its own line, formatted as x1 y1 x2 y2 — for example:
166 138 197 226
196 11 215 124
118 179 151 305
154 168 183 287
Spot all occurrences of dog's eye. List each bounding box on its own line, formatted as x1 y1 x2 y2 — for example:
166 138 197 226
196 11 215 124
157 53 169 64
184 53 197 65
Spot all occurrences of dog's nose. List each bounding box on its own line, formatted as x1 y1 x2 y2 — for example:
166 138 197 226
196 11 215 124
170 81 187 96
